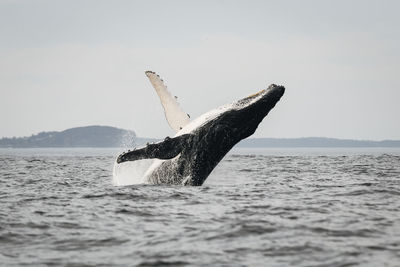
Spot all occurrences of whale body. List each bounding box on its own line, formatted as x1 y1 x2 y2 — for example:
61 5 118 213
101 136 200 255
116 73 285 186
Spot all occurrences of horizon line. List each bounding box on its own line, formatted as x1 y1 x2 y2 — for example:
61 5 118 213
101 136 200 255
1 125 399 142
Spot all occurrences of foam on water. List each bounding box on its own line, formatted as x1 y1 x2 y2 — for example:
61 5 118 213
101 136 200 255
112 159 154 186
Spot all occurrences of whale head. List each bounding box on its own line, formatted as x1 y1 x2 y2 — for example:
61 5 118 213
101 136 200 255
229 84 285 139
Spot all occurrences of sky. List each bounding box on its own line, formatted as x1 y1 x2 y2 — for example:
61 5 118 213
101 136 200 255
0 0 399 140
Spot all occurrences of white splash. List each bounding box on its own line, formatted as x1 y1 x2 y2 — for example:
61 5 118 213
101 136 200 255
112 159 154 186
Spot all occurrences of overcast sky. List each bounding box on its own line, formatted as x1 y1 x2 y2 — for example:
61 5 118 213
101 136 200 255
1 0 399 140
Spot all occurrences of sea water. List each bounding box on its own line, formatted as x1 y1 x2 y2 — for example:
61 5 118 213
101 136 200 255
1 147 399 266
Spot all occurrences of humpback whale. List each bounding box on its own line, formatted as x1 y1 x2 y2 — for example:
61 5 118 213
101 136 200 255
116 71 285 186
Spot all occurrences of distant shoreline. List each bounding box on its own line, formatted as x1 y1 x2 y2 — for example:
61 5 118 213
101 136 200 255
1 126 399 148
236 137 400 148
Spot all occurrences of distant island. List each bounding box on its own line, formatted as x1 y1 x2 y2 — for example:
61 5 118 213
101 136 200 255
0 126 137 148
0 125 399 148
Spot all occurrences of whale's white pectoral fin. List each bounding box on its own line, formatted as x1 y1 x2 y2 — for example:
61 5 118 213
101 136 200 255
145 71 190 132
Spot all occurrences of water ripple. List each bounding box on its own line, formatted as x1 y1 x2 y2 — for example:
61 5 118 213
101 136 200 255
0 150 399 266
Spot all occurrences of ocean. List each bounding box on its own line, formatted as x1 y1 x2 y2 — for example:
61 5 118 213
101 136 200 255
1 147 399 266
